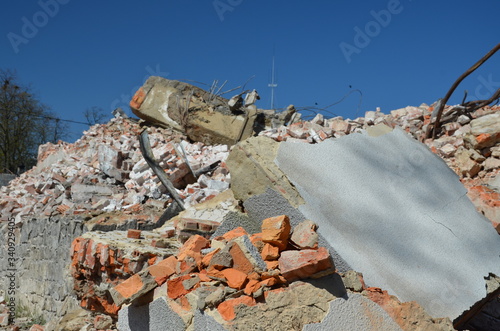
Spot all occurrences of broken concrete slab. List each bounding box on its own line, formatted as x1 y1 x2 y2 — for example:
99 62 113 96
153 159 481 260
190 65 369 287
226 136 304 206
303 293 402 331
117 297 186 331
130 76 256 146
276 127 500 319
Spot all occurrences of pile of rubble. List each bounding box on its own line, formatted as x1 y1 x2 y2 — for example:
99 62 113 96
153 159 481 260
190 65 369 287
0 115 231 229
1 76 500 331
109 215 336 328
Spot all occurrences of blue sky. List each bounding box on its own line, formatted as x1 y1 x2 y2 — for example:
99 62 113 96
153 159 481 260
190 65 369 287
1 0 499 141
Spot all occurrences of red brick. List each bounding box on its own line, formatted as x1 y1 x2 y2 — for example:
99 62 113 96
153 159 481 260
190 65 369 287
241 273 256 282
290 220 319 249
249 232 263 245
258 277 278 287
229 242 254 274
178 295 191 311
265 260 279 270
222 226 248 240
261 243 280 261
243 279 260 295
278 247 334 281
222 268 248 290
130 87 146 109
177 234 210 261
176 258 197 275
261 215 291 250
148 256 177 285
199 269 211 282
217 296 256 321
207 266 227 281
167 275 193 299
127 229 141 239
201 248 220 268
113 274 144 299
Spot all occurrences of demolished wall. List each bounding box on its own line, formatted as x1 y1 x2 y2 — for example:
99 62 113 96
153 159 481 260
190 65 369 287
1 76 499 330
0 216 86 321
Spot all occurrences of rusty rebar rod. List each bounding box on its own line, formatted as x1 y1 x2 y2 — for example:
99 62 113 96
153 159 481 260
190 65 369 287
428 42 500 139
138 129 185 211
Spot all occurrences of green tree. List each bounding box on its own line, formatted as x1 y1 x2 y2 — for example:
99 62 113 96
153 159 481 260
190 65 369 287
0 70 69 173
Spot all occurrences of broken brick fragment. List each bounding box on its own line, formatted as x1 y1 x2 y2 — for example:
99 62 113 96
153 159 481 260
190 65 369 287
217 296 256 321
261 243 280 261
147 256 177 285
130 87 146 110
222 226 248 240
127 229 141 239
167 274 196 299
278 247 334 282
113 274 143 299
265 260 279 270
222 268 248 290
229 241 255 274
207 266 227 282
177 234 210 261
201 248 220 268
243 279 260 295
176 257 198 275
290 220 319 249
261 215 291 251
231 235 267 274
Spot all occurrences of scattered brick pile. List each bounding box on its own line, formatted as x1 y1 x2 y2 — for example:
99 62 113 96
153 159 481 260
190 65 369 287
104 215 334 324
0 114 230 226
2 98 500 329
70 228 180 315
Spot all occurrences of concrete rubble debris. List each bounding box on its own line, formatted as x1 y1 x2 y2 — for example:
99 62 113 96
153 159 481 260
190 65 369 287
1 73 500 330
129 77 286 147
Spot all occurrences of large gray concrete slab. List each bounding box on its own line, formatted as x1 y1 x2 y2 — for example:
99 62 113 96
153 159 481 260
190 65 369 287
276 128 500 319
302 293 402 331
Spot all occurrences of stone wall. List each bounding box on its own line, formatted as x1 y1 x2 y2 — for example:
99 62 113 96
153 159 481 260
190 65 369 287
0 216 86 323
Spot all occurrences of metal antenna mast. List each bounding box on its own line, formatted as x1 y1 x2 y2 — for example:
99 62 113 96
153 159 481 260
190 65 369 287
268 54 277 110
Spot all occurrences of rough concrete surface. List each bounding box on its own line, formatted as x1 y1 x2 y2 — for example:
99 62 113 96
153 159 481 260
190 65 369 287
276 128 500 319
302 293 402 331
117 297 186 331
226 136 304 206
193 310 227 331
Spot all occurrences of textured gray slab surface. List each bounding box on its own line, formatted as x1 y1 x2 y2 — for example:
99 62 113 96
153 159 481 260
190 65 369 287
117 297 185 331
276 128 500 319
302 293 402 331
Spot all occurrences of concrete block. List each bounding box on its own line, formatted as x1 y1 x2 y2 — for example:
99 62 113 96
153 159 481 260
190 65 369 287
276 127 500 319
117 297 186 331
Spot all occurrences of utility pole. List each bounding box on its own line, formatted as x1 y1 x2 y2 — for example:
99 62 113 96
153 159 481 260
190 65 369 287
268 54 277 110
